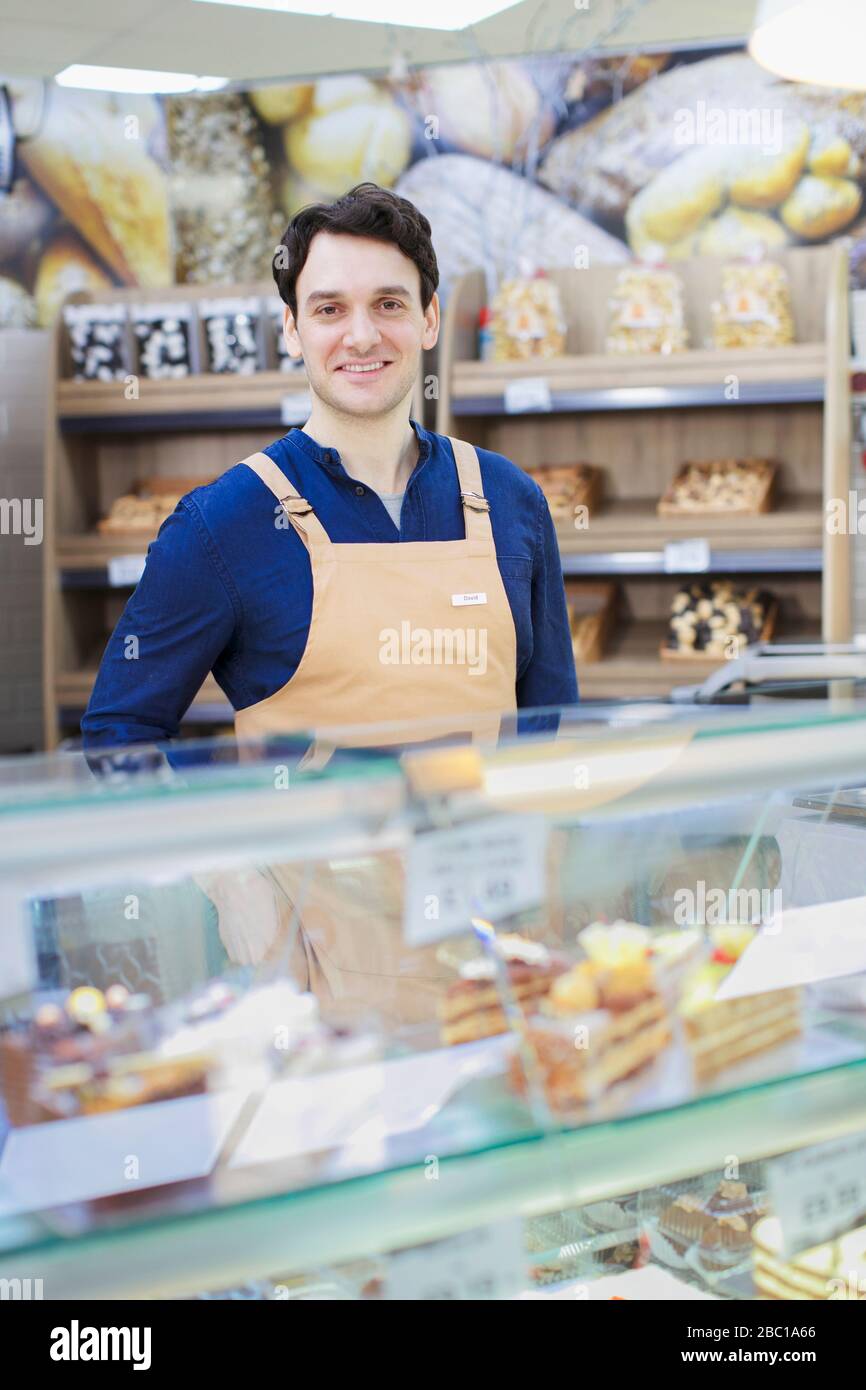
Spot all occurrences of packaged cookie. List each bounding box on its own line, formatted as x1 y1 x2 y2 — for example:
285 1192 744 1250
490 270 566 362
605 263 688 355
201 296 262 374
663 581 776 660
63 302 130 382
711 256 794 350
132 302 195 379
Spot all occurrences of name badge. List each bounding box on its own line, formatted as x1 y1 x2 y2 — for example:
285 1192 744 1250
451 592 487 607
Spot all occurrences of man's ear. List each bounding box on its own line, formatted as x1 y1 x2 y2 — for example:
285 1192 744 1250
284 305 303 359
422 291 440 351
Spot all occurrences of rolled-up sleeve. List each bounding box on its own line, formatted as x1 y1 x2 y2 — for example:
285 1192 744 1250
81 502 238 748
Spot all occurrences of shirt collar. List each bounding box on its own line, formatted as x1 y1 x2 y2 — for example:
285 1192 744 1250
288 417 433 477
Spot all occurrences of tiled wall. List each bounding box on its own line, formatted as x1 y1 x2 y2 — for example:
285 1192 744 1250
0 330 48 753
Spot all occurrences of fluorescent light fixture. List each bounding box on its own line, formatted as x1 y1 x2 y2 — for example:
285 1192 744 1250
55 66 229 94
749 0 866 91
191 0 523 29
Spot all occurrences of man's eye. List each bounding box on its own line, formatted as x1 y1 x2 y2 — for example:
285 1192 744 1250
318 305 339 315
381 300 402 311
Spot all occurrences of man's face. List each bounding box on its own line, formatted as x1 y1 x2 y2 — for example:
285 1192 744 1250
285 232 439 418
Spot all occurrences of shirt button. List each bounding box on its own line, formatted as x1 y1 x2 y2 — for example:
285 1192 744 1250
354 485 365 496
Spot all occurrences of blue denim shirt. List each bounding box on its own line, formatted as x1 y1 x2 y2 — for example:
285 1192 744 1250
81 419 578 747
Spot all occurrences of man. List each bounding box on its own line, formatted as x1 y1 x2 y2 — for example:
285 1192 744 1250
82 182 577 752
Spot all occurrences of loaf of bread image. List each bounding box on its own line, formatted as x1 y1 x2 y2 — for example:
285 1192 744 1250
410 61 555 163
285 76 411 195
19 89 171 287
539 52 866 231
698 206 789 256
781 174 863 239
33 231 114 327
396 154 627 301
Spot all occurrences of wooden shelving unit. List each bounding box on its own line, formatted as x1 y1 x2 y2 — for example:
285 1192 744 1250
43 280 424 747
436 245 852 698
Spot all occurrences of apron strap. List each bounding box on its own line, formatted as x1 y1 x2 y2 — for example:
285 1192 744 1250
241 451 332 548
448 437 494 543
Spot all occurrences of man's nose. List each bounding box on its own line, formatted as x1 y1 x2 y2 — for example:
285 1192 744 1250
342 309 382 352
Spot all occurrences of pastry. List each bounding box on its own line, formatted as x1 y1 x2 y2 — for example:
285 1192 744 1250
249 83 313 125
663 581 776 659
411 62 555 163
625 147 726 249
285 77 410 196
98 480 211 535
508 931 672 1111
490 272 566 362
659 458 777 514
712 260 795 350
680 929 802 1081
605 264 688 355
659 1194 715 1254
780 174 863 240
438 934 569 1046
528 464 601 523
566 582 616 666
753 1216 866 1300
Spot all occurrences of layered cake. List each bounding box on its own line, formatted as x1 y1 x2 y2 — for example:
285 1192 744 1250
508 929 672 1110
680 927 802 1081
658 1179 766 1271
752 1217 866 1300
439 934 569 1046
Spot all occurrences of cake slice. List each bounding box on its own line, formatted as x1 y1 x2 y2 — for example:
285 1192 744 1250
752 1216 866 1300
680 928 801 1081
438 934 568 1046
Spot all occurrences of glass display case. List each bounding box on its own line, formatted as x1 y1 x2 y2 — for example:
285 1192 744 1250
2 701 866 1301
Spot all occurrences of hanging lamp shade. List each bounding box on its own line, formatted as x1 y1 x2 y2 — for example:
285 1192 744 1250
749 0 866 91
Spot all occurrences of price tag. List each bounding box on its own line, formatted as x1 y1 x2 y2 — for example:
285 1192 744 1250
403 814 549 947
503 377 552 414
383 1220 525 1300
768 1131 866 1257
107 554 146 587
0 888 37 1000
280 391 312 426
663 538 710 574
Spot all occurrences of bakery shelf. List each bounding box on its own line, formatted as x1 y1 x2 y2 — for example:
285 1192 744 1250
57 371 310 434
449 345 827 417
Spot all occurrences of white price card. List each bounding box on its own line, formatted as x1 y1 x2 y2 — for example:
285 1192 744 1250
663 538 710 574
503 376 552 414
0 889 37 1001
280 390 312 425
384 1220 525 1300
403 814 549 947
768 1131 866 1258
107 554 146 587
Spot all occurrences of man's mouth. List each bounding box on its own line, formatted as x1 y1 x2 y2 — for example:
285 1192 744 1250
336 360 391 375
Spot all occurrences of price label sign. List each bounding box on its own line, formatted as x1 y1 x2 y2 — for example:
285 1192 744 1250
383 1220 525 1300
280 391 312 426
404 814 549 947
107 554 147 587
663 538 710 574
768 1131 866 1258
504 377 552 414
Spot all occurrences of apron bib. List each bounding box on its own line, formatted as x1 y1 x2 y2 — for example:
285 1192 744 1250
224 437 518 1026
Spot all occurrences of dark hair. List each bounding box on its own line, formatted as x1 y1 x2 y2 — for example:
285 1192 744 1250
272 182 439 319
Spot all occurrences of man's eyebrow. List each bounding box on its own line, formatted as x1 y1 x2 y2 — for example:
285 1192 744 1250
305 285 414 306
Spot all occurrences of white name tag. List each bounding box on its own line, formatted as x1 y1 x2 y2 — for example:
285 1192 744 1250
451 592 487 607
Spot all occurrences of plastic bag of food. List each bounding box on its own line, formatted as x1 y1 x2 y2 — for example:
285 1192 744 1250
711 254 795 350
605 263 688 355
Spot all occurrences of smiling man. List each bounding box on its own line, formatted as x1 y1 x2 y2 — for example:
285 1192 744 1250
82 182 578 751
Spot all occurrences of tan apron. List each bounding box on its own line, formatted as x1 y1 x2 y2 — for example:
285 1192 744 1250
219 437 518 1028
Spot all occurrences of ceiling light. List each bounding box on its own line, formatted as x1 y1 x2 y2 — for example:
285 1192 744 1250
191 0 523 29
749 0 866 91
55 66 229 94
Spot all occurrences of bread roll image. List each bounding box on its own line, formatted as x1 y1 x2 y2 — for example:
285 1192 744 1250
19 89 171 287
0 275 37 328
413 61 555 163
698 205 789 256
286 85 411 195
33 231 114 327
781 174 863 239
809 126 859 178
625 147 727 250
249 82 313 125
396 154 627 303
727 120 809 210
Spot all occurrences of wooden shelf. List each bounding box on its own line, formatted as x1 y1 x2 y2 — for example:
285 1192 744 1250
450 344 826 415
559 494 823 554
58 370 311 433
577 619 822 700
